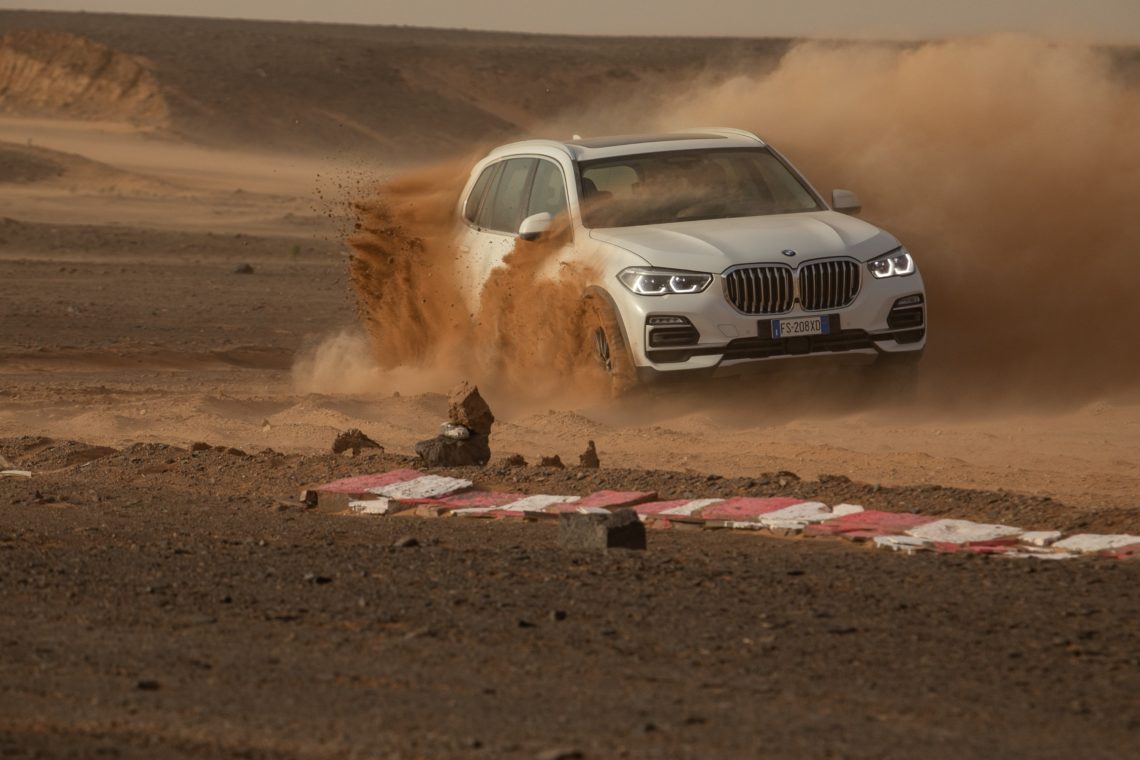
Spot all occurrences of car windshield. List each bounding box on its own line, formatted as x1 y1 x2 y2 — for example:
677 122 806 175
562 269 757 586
578 147 822 228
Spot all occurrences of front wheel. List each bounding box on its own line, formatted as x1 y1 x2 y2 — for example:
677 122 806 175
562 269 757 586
578 295 638 398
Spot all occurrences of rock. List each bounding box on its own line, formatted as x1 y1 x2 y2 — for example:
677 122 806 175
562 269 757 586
303 573 333 584
439 422 471 440
233 263 254 274
549 609 567 622
447 381 494 435
578 440 600 468
536 749 583 760
332 428 383 456
393 535 419 548
415 434 490 467
189 442 211 452
136 680 161 691
559 507 646 551
539 454 565 469
503 453 527 467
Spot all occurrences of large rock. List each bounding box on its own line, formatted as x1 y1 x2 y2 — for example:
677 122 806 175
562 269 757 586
448 381 494 435
559 508 646 551
578 440 600 468
415 433 491 467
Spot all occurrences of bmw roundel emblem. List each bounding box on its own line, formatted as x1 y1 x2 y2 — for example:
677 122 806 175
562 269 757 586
781 249 797 257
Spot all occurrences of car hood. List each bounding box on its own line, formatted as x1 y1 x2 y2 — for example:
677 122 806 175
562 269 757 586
589 211 899 273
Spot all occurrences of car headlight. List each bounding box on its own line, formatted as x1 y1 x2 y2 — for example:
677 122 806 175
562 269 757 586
617 267 713 296
867 248 916 279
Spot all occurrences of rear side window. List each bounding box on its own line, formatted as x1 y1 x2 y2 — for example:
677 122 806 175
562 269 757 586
463 164 498 223
479 157 537 232
527 160 568 218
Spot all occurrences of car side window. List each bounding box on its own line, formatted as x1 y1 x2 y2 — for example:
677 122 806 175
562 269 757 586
463 164 499 224
526 160 568 218
479 157 537 232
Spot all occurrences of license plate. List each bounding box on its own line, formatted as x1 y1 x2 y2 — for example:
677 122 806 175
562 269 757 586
770 315 830 339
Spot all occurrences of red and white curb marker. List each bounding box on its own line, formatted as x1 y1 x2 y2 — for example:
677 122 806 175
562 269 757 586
304 470 1140 561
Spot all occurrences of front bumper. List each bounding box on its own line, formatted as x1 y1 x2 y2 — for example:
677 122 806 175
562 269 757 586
613 268 927 378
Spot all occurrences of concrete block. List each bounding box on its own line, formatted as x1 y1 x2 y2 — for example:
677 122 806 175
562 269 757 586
1052 534 1140 554
495 494 580 516
759 501 848 526
765 520 808 535
699 497 801 521
873 535 931 554
1020 531 1063 547
547 490 657 513
657 498 723 518
348 498 396 516
906 519 1022 544
368 474 473 501
309 468 422 510
804 510 937 539
427 491 525 512
559 508 646 551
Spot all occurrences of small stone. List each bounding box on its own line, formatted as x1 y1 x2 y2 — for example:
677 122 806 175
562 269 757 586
233 263 254 274
549 610 567 622
189 442 211 452
225 447 246 457
536 749 582 760
331 428 383 456
559 508 646 551
303 573 333 584
393 535 419 548
503 453 527 467
448 381 495 435
439 422 471 440
578 440 600 468
539 454 565 469
136 680 161 691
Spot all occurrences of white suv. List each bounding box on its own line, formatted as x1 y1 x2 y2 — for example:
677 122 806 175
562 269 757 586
456 128 925 392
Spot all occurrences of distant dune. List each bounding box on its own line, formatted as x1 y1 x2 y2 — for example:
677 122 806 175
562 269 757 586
0 10 795 158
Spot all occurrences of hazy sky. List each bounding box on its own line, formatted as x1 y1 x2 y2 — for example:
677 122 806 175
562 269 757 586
2 1 1138 42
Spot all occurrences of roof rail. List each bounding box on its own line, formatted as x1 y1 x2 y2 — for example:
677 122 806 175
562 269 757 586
677 127 765 144
485 138 575 158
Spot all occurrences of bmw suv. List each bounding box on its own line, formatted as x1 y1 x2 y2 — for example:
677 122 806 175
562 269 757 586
456 128 926 393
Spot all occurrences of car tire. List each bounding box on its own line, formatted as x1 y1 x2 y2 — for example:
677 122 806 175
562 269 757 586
579 295 638 397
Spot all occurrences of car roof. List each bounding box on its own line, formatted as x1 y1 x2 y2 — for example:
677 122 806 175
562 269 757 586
484 128 767 163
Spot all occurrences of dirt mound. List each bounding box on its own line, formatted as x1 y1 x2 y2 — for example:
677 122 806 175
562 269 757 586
0 139 176 195
0 142 65 183
0 30 169 126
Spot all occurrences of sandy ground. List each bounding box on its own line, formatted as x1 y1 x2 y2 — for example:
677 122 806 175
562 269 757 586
1 12 1139 758
1 115 1138 521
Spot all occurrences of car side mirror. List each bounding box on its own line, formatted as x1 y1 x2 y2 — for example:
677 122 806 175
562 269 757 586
518 212 553 241
831 189 862 214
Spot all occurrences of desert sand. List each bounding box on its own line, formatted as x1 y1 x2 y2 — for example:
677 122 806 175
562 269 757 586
0 10 1138 758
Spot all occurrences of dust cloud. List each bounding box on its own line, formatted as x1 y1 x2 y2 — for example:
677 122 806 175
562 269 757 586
341 35 1138 409
653 35 1140 403
343 158 606 405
